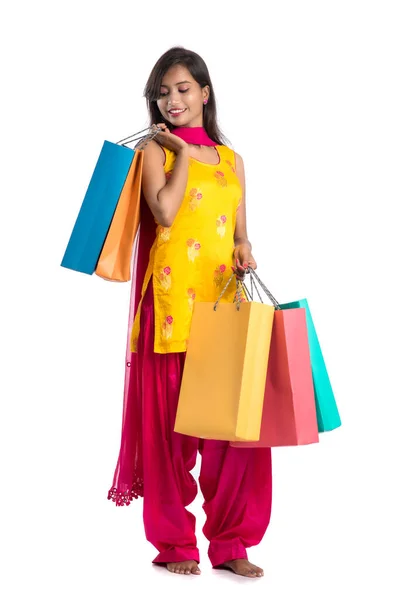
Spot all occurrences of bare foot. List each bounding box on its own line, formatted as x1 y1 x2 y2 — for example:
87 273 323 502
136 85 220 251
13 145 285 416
219 559 264 578
166 560 201 575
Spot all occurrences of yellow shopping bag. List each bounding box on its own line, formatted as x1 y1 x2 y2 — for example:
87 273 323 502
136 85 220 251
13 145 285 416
174 276 275 441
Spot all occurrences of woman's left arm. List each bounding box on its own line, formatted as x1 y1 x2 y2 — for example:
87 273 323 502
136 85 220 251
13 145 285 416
233 152 257 277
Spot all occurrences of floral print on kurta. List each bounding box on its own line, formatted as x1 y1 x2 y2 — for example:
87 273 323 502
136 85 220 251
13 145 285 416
214 170 228 187
159 227 171 242
213 264 227 286
225 159 236 173
162 315 174 340
159 266 172 291
188 188 203 211
187 288 196 311
187 238 201 262
216 215 227 237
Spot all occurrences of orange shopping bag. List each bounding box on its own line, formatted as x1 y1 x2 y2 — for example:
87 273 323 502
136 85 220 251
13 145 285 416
95 149 144 282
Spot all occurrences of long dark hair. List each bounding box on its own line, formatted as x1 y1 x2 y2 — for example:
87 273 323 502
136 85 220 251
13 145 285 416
144 46 229 146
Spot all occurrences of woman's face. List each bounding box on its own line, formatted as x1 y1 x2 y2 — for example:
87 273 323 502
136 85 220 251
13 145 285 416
157 64 209 127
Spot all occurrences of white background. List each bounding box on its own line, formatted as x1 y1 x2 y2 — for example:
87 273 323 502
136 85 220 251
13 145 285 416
1 1 399 598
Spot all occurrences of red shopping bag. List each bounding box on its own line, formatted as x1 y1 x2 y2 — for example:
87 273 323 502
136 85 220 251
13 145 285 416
231 306 319 447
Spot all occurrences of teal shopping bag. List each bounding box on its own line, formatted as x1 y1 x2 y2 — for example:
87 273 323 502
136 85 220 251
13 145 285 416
279 299 341 432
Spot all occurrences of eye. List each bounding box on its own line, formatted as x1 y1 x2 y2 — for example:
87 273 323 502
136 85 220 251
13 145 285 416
179 88 189 93
159 91 168 97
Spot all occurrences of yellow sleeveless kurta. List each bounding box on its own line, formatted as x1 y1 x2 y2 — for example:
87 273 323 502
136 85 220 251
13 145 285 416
130 144 243 354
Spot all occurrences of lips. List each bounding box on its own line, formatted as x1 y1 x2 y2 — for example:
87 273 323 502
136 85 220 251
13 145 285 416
168 108 186 116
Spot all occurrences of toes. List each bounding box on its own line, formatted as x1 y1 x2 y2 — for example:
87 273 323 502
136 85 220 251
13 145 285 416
167 564 175 573
252 566 264 577
246 562 264 577
249 569 263 577
244 569 257 578
192 566 201 575
221 560 264 578
166 561 201 575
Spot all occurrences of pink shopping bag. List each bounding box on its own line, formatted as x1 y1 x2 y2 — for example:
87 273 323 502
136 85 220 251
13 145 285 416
231 307 319 447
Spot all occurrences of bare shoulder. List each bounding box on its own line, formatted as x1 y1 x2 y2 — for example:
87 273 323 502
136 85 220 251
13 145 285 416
234 151 245 176
137 139 166 166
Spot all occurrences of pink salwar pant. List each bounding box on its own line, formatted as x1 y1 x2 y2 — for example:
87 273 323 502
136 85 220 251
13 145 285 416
138 281 273 567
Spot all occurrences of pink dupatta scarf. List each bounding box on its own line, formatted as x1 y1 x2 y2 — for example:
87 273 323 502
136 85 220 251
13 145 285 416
107 196 156 505
107 126 217 505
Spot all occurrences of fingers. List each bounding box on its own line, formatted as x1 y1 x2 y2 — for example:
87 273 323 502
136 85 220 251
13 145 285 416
231 265 246 281
152 123 170 134
236 257 247 275
238 257 258 272
231 260 258 280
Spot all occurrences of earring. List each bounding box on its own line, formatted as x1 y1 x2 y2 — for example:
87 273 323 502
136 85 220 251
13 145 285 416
203 99 208 105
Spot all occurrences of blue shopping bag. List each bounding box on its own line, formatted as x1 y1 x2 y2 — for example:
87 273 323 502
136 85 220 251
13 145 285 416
279 298 341 432
61 141 135 275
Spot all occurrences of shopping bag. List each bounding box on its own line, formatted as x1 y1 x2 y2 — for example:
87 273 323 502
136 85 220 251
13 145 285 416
231 306 319 448
278 298 341 432
61 127 158 276
95 149 144 281
61 141 136 275
174 275 275 441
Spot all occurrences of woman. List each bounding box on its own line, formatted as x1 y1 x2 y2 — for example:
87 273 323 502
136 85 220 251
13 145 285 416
108 46 272 578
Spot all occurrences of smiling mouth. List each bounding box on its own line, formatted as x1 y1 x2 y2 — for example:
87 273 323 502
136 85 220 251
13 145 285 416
168 109 186 116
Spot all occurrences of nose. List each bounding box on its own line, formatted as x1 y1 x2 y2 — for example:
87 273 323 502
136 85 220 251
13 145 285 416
167 89 181 105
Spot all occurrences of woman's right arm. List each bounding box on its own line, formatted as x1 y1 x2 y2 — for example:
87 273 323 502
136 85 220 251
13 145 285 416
140 136 189 228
